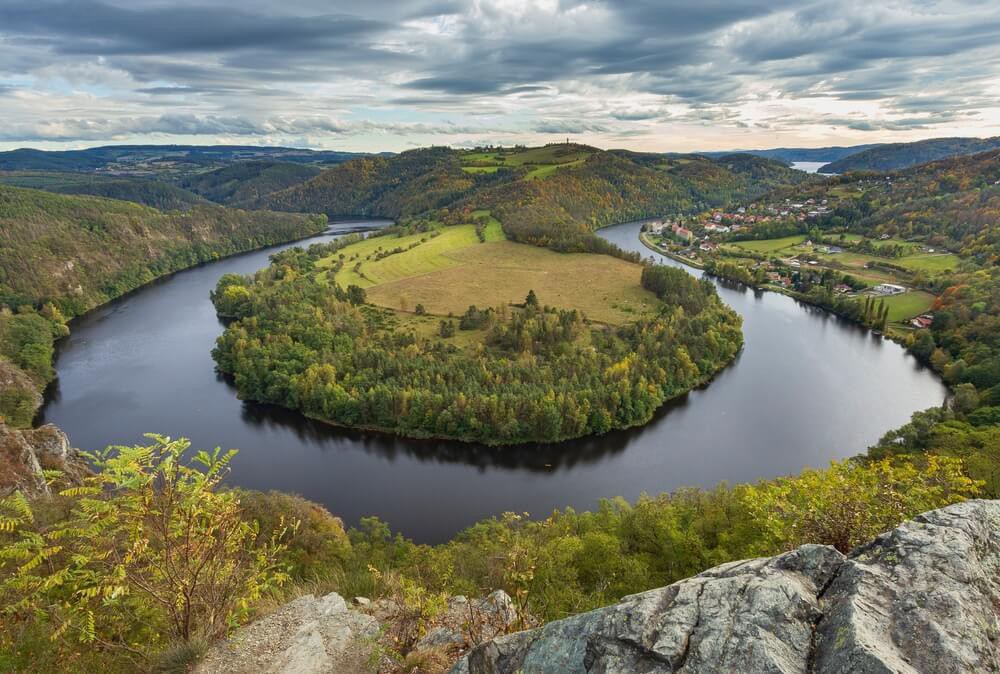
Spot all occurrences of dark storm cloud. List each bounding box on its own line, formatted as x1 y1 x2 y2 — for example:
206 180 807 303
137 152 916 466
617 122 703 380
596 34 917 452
0 1 388 55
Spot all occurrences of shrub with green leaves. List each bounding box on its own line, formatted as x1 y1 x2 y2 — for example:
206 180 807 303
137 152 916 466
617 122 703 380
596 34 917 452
0 435 294 660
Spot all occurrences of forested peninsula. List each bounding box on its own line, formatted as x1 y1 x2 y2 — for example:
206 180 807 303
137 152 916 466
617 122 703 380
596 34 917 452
211 229 742 444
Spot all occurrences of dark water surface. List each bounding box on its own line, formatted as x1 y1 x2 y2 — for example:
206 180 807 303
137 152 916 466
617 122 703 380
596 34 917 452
41 219 947 543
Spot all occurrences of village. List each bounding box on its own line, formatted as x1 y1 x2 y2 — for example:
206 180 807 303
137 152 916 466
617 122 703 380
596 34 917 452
638 189 956 335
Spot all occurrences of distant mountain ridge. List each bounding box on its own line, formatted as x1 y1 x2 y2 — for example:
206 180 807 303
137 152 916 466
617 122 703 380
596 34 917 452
818 136 1000 173
696 144 883 164
0 144 384 177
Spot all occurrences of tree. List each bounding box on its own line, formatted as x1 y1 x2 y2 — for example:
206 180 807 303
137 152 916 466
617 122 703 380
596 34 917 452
952 383 980 415
524 289 539 308
742 456 980 553
346 284 367 305
438 320 455 338
0 436 293 656
414 304 426 315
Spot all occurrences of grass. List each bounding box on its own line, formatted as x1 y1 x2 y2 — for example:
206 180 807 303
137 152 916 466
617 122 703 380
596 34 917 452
895 253 962 273
458 145 594 180
366 241 657 325
524 159 585 180
322 222 658 325
879 291 936 322
322 224 503 288
732 235 806 254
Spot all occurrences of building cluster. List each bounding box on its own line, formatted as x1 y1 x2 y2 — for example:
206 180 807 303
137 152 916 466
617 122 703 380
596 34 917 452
696 197 833 229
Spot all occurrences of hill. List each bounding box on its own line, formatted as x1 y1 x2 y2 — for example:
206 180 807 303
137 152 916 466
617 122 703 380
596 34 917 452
0 184 327 427
698 143 882 164
0 171 209 210
820 136 1000 173
179 160 322 205
255 145 811 255
0 144 376 179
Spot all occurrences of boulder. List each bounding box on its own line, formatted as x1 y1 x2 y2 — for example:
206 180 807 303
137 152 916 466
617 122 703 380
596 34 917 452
0 422 86 496
413 590 519 655
453 500 1000 674
195 591 379 674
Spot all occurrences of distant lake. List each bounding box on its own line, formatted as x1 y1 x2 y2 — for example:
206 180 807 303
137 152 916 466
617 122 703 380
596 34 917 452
791 161 830 173
792 161 830 173
41 219 946 543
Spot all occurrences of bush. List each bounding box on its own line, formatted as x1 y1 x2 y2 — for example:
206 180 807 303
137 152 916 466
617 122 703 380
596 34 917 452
0 436 294 657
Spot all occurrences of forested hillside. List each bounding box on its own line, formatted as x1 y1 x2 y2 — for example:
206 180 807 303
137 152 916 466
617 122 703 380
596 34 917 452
0 184 327 427
0 172 209 210
821 136 1000 173
179 160 322 205
255 144 810 255
792 149 1000 265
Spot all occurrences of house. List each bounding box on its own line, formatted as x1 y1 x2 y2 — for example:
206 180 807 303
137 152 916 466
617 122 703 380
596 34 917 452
834 283 852 294
911 314 934 329
671 223 694 242
873 283 906 295
699 241 718 252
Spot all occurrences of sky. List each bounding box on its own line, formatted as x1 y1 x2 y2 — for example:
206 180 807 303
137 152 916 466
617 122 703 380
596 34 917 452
0 0 998 153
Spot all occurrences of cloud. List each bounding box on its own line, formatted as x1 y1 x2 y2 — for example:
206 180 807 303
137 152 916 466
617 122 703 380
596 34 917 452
0 0 997 150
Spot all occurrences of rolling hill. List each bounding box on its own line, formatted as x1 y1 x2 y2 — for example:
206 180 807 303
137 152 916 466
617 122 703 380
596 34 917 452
254 144 812 255
0 171 209 210
179 160 322 205
820 136 1000 173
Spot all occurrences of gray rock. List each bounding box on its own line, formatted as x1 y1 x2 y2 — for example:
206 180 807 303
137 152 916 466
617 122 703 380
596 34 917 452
813 499 1000 674
413 589 519 654
0 422 86 497
24 424 72 461
351 596 370 607
195 591 379 674
453 500 1000 674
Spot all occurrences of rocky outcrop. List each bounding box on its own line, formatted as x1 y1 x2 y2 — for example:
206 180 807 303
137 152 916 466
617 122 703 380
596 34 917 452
453 500 1000 674
0 422 87 496
195 591 379 674
195 587 520 674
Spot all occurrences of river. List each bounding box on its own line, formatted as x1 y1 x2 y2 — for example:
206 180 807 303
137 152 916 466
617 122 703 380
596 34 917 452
41 219 947 543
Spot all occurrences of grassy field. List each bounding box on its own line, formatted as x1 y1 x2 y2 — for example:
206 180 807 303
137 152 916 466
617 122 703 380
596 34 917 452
459 145 593 180
321 222 658 325
731 235 806 253
321 223 504 288
879 291 936 322
895 253 962 273
366 241 657 324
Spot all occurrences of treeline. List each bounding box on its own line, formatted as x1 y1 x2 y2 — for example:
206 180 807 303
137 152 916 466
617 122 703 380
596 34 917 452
211 252 742 444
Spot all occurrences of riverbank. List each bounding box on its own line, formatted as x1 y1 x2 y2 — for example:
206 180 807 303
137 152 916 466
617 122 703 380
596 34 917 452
9 216 338 429
638 231 705 268
638 230 924 348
